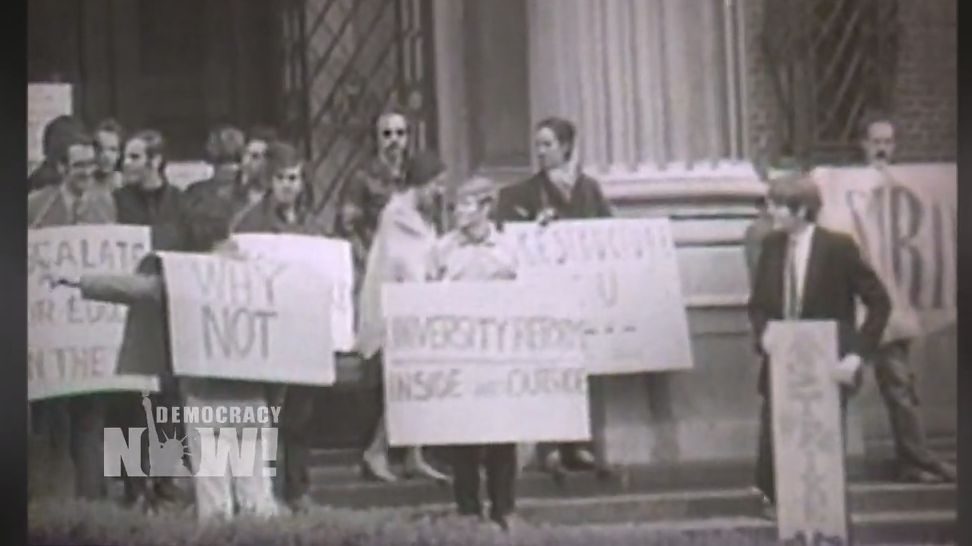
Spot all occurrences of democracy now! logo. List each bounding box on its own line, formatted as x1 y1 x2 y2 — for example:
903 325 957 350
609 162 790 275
104 393 281 478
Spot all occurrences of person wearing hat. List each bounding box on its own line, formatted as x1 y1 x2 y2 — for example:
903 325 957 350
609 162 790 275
356 150 450 484
426 176 520 531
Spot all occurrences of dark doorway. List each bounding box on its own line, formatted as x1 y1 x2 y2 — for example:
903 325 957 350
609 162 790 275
28 0 282 160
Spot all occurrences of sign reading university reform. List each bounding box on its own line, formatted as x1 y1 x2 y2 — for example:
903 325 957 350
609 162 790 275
382 281 591 446
28 225 158 400
813 164 956 339
764 320 849 546
504 217 693 374
233 233 355 351
157 251 335 385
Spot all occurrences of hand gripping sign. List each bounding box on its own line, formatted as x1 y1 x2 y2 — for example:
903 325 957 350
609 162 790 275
765 320 849 546
381 280 591 446
503 217 693 374
28 225 159 400
157 251 335 385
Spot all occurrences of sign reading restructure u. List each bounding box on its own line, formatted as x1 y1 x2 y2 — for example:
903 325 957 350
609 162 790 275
504 217 693 374
28 225 158 400
157 251 335 385
382 281 591 446
765 320 849 546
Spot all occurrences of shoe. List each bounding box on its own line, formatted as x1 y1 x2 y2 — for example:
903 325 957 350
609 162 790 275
360 456 398 483
931 461 956 482
899 467 940 484
568 448 596 471
403 459 450 484
286 494 318 514
491 513 520 533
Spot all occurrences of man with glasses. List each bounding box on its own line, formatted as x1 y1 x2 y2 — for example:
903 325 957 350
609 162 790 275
28 130 117 501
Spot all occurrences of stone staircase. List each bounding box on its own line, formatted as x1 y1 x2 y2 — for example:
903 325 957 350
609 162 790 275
305 439 956 544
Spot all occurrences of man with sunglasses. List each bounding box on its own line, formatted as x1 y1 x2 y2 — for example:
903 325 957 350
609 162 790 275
337 111 413 298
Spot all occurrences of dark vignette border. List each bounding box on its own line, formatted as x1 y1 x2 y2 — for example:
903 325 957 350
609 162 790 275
0 0 28 544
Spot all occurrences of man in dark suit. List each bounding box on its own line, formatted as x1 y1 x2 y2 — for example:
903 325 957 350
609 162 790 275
749 173 891 518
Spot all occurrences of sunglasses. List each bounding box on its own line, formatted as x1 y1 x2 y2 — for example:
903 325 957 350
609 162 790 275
382 129 407 138
274 173 302 182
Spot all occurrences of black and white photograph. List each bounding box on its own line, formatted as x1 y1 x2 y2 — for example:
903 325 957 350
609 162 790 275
22 0 959 544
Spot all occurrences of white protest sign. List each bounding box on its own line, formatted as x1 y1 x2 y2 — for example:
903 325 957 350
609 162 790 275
765 320 849 546
28 83 72 170
382 281 591 446
233 233 354 351
157 251 335 385
28 225 158 399
813 164 956 338
503 218 693 374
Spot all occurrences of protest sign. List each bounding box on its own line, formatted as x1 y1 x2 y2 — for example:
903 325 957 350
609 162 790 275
28 83 72 172
503 218 693 374
28 225 158 399
233 233 354 351
158 251 335 385
382 281 591 446
813 164 956 338
765 320 849 546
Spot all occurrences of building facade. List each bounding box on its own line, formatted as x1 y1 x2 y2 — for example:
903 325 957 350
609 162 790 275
28 0 956 463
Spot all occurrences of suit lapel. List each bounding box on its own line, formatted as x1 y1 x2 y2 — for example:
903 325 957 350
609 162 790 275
800 228 826 317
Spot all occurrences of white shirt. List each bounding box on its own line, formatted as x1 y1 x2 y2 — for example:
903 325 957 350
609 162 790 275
785 224 816 316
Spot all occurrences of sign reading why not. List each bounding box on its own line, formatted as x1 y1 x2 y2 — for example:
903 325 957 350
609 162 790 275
382 281 591 446
813 164 956 338
158 251 334 385
28 225 158 400
765 321 849 546
503 218 693 374
233 233 354 351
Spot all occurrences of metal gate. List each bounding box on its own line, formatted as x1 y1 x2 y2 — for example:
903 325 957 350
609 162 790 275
279 0 437 228
763 0 899 165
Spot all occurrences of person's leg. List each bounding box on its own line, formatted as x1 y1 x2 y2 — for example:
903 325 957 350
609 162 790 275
230 385 280 518
755 394 775 504
69 394 108 499
181 378 234 521
361 352 397 482
451 445 483 517
485 443 517 524
404 445 449 482
280 385 316 506
872 341 952 481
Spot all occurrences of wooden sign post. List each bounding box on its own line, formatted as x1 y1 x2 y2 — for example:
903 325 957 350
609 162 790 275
764 320 850 546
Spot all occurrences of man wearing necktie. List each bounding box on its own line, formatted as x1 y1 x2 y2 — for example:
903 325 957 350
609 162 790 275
748 173 891 519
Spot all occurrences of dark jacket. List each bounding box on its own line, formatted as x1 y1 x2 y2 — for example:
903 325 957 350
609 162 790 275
113 183 187 251
748 227 891 396
233 194 330 237
28 160 62 192
183 173 261 228
494 171 612 222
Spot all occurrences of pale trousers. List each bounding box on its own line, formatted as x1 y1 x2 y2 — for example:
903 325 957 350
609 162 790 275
180 378 280 521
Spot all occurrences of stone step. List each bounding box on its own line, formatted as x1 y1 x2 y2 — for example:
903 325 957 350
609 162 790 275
531 510 956 545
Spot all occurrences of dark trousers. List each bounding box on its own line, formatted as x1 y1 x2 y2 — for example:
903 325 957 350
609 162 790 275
872 341 941 473
277 385 318 502
756 389 849 504
450 443 517 520
105 387 187 502
30 395 108 499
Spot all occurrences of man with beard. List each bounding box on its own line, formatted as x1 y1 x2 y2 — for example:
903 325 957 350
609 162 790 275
337 111 414 297
846 114 956 484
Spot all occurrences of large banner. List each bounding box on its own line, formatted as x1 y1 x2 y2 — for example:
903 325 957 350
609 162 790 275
28 225 158 400
382 281 591 446
28 83 72 172
503 218 693 374
765 320 849 546
233 233 354 351
157 251 335 385
813 164 956 338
